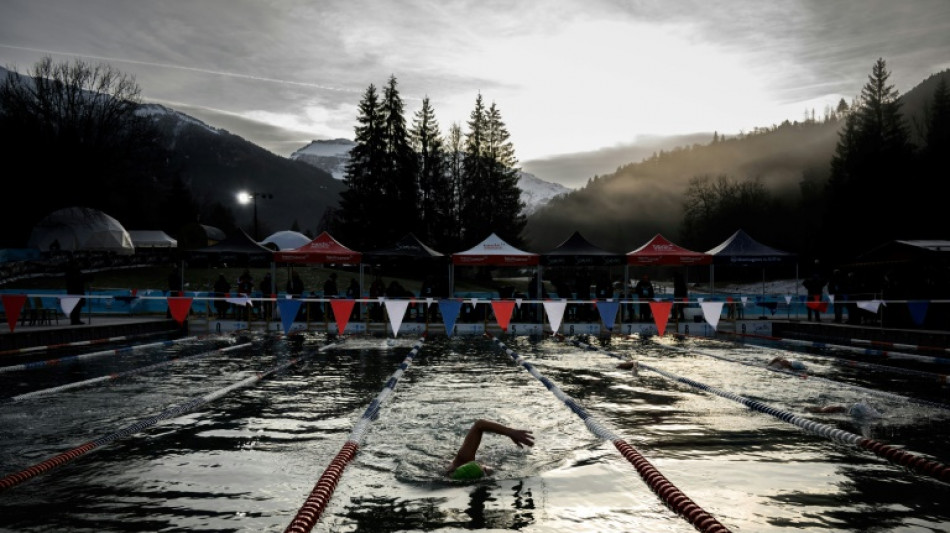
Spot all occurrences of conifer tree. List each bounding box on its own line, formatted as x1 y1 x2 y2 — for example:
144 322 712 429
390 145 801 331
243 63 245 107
485 101 526 245
460 94 491 246
411 96 451 248
446 122 464 249
380 75 419 242
339 83 386 247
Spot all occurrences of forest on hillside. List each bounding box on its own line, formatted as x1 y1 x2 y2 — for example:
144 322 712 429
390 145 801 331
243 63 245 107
525 60 950 265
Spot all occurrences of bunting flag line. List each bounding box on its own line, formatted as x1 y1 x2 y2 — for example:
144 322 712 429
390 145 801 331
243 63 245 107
277 299 302 334
700 301 724 330
330 299 355 334
907 300 929 326
1 294 26 332
438 299 462 336
225 295 252 307
491 300 516 332
167 297 193 325
384 300 410 337
543 300 567 335
784 295 792 306
857 300 884 314
59 296 81 317
595 300 620 332
649 301 673 335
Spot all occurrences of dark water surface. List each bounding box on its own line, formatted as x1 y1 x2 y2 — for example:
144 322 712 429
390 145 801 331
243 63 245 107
1 332 948 532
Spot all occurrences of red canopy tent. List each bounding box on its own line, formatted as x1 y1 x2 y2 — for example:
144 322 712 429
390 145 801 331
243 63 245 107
274 231 361 264
626 234 712 266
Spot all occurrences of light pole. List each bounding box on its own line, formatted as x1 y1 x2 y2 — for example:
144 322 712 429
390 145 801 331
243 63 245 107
237 191 273 240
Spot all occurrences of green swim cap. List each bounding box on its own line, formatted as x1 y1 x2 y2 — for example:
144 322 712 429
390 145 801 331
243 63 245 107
450 461 485 481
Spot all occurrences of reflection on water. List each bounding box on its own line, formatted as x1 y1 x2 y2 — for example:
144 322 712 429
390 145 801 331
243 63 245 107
0 332 948 532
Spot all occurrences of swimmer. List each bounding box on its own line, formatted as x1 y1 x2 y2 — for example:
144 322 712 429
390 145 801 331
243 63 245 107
617 360 639 375
447 419 534 481
805 401 884 419
768 356 807 371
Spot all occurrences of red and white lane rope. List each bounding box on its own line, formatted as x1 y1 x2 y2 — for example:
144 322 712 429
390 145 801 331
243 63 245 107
0 329 183 357
489 334 730 533
569 337 950 485
850 338 950 355
4 342 252 402
0 340 339 492
0 336 201 374
285 336 426 533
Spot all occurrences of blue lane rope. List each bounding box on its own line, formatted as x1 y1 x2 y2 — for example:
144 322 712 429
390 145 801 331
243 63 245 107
0 339 341 492
285 336 426 533
568 337 950 484
0 336 201 374
488 334 730 533
4 342 253 402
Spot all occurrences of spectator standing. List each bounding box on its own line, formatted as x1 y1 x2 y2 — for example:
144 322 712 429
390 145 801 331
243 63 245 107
634 274 655 322
213 274 230 319
64 259 88 325
673 272 688 321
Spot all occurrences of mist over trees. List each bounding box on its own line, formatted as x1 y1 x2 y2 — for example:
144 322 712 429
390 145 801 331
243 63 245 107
336 77 525 250
526 58 949 264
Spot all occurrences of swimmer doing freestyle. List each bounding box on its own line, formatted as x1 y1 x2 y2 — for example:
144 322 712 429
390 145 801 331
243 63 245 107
447 419 534 480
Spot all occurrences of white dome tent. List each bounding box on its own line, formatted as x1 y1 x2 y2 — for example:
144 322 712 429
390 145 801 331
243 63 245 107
28 207 135 255
260 230 311 251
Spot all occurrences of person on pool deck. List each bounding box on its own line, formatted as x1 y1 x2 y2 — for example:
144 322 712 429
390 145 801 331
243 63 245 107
768 356 807 371
447 419 534 480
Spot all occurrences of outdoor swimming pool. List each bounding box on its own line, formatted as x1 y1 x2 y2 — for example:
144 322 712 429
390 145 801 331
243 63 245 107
1 331 948 532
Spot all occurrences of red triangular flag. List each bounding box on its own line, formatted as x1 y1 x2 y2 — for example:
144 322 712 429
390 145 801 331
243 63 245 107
330 299 355 335
491 300 516 332
2 294 27 332
649 301 673 336
805 295 829 312
167 297 193 325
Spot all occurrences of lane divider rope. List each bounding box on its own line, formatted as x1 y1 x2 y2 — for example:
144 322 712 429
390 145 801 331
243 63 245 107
0 340 340 492
489 334 730 533
0 336 201 374
664 334 950 411
285 336 426 533
691 332 949 385
569 337 950 485
0 329 183 357
4 342 253 403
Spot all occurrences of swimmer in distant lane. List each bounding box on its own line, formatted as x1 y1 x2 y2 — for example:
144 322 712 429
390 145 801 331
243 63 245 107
447 419 534 481
768 356 807 371
805 401 884 419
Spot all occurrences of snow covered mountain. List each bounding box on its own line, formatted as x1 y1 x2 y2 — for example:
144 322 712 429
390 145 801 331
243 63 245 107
290 139 569 214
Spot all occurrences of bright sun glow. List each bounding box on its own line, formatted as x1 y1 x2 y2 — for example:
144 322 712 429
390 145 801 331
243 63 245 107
236 191 251 204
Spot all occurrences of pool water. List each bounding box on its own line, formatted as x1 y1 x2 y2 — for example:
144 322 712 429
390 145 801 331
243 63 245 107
1 332 948 532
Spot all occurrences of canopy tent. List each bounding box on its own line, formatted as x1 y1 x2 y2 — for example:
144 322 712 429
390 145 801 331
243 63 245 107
451 233 539 297
851 240 950 266
705 229 797 293
627 234 711 266
542 231 623 266
274 231 361 264
128 230 177 249
187 229 274 267
201 225 226 243
363 233 446 267
28 206 134 255
260 230 311 251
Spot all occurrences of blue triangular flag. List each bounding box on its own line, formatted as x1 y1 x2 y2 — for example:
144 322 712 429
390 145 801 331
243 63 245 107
595 300 620 331
439 299 462 337
907 300 929 326
277 298 302 334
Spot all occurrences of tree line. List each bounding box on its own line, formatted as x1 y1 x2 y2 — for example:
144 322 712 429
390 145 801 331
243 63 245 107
679 58 949 263
333 76 525 252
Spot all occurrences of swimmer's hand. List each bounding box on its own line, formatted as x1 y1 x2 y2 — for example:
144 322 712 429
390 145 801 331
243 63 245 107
617 361 635 370
507 428 534 449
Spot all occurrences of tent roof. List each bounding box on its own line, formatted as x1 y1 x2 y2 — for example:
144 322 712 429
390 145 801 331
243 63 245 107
452 233 539 266
188 230 274 265
851 239 950 266
200 224 226 242
542 231 623 266
363 233 445 262
705 229 795 265
260 230 311 251
28 206 134 255
274 231 361 264
128 230 177 248
627 233 711 266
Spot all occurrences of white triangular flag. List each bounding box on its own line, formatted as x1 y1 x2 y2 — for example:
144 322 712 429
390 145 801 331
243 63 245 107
60 296 81 316
857 300 883 314
700 301 724 330
543 301 567 335
384 300 410 337
784 295 792 305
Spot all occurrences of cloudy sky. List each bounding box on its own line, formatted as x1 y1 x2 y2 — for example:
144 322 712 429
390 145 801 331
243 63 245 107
2 0 949 187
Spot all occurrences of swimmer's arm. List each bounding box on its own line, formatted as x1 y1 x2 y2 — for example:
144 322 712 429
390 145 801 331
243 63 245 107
450 419 534 471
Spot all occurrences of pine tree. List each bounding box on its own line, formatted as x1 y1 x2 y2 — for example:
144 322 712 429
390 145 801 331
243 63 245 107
485 101 526 245
460 94 491 246
380 75 419 242
446 122 464 249
339 84 386 248
411 96 451 247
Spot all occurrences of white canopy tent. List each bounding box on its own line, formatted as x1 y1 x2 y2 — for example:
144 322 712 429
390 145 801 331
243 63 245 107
28 206 134 255
128 230 178 248
260 230 311 251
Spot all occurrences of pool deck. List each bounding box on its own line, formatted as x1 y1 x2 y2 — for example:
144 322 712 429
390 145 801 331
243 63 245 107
3 312 948 354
